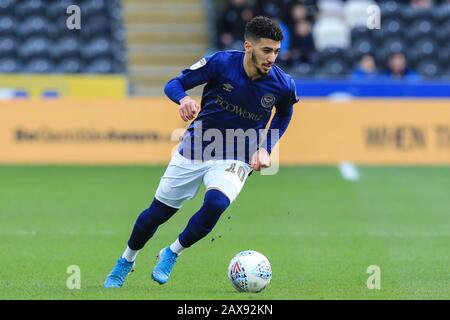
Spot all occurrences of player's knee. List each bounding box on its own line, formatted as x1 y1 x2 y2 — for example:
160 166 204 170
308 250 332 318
203 189 230 215
195 190 230 232
136 198 178 230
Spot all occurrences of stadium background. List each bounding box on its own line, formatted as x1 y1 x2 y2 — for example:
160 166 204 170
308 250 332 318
0 0 449 299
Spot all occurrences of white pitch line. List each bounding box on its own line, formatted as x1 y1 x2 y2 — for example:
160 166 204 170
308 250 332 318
338 161 360 181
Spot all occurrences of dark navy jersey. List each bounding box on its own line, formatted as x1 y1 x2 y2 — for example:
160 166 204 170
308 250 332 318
165 50 299 163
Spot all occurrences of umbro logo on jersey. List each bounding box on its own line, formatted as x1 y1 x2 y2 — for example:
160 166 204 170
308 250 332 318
223 83 234 92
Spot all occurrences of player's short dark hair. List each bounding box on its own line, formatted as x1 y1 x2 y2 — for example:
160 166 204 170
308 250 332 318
244 16 284 42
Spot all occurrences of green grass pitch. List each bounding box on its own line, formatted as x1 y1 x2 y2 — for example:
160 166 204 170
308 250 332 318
0 165 449 299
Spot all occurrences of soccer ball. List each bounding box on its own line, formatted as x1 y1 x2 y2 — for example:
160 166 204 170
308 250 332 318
227 250 272 293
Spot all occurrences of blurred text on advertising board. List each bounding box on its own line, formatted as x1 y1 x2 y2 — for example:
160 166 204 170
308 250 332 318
0 98 449 165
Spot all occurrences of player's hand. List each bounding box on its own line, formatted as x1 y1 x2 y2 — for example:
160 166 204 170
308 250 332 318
179 96 199 122
250 148 271 171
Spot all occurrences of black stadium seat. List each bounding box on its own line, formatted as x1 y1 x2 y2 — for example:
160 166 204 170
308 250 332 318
48 0 75 19
82 37 112 61
82 0 107 18
436 20 450 45
407 39 439 70
53 14 79 38
346 48 364 68
319 59 348 77
56 57 84 73
16 16 53 39
52 37 81 61
381 18 404 36
411 39 439 60
0 0 14 15
413 7 434 21
82 14 111 39
0 57 21 72
0 15 14 36
351 26 373 42
15 0 46 18
18 37 51 60
433 3 450 25
402 6 433 25
24 57 54 73
351 38 374 56
438 46 449 68
84 58 113 74
292 62 314 77
374 47 390 67
416 60 441 78
315 47 349 77
373 27 404 46
383 37 406 55
379 0 404 20
316 47 345 67
0 36 16 58
444 66 450 78
406 19 435 42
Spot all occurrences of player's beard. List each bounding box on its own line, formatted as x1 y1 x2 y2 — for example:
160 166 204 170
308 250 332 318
251 51 267 76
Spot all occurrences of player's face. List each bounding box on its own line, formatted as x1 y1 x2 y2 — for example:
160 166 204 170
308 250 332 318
250 38 281 76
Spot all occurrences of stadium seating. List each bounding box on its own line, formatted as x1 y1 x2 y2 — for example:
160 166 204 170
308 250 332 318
215 0 450 80
0 0 126 74
1 0 448 82
316 47 348 77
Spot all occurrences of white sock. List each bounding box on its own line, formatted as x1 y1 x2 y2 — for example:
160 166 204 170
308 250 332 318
122 246 139 262
169 238 185 255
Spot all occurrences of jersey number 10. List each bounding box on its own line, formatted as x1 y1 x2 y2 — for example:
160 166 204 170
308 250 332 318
225 163 246 182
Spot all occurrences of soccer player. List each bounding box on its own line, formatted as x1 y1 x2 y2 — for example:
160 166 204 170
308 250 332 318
104 16 299 288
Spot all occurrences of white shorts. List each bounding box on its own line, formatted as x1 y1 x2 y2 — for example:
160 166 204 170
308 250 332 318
155 151 252 209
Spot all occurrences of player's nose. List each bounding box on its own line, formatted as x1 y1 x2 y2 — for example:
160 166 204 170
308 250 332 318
267 53 276 64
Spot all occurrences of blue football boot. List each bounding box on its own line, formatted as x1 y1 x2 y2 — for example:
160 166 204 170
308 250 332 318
104 257 135 288
151 247 178 285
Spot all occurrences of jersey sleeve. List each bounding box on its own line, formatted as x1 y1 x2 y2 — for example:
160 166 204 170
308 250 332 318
164 53 221 104
178 53 220 89
275 77 299 116
262 77 299 154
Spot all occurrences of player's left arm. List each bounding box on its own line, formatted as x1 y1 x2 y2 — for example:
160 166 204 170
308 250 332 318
251 78 299 171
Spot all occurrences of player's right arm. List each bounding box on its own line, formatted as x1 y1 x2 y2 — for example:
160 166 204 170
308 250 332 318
164 53 220 122
178 96 199 122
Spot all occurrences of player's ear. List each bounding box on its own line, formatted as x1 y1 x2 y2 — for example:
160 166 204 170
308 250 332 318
244 39 252 53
